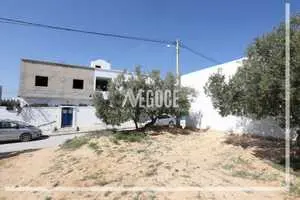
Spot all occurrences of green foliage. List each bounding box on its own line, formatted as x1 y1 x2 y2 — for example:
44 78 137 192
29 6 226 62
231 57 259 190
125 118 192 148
60 136 89 150
204 14 300 128
112 131 147 142
88 141 102 154
94 66 196 129
204 70 231 116
44 196 52 200
122 66 148 128
93 73 129 127
145 72 196 125
163 73 196 116
290 180 300 196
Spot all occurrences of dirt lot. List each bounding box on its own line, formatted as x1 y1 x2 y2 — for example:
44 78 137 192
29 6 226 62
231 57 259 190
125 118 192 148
0 129 299 200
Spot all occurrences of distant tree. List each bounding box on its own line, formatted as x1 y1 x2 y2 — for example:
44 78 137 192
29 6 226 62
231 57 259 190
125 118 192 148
204 15 300 131
0 98 20 111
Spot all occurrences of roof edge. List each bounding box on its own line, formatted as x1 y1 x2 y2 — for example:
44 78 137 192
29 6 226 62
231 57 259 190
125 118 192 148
21 58 94 71
182 57 246 77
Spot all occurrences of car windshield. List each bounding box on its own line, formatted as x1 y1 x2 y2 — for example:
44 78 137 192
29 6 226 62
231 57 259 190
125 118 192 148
13 121 32 127
158 115 170 119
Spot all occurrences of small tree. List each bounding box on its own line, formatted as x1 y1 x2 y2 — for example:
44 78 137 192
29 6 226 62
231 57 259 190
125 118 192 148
94 67 196 129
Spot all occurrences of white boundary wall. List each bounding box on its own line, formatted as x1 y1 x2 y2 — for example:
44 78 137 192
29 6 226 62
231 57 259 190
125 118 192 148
0 106 135 133
181 58 291 138
0 106 61 132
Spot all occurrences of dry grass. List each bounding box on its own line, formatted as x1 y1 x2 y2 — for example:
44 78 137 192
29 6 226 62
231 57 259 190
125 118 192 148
224 133 300 171
0 130 299 200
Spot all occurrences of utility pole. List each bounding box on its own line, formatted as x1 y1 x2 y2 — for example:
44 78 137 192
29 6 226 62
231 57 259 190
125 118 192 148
0 85 2 101
175 39 181 127
176 39 181 87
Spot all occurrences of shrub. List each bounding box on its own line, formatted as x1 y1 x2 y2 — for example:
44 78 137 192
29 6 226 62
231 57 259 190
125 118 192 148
0 99 20 110
60 136 89 150
112 131 147 143
88 141 102 154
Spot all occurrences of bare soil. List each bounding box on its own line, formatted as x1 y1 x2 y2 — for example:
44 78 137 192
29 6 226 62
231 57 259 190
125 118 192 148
0 130 299 200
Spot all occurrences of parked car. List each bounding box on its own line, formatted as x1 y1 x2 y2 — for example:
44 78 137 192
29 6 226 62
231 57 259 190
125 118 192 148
155 114 176 127
0 119 42 142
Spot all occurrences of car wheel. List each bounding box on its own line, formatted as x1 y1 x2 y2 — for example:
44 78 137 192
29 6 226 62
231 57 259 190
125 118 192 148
168 121 175 128
20 133 32 142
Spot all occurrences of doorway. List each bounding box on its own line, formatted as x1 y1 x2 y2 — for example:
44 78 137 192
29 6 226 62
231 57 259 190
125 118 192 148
61 107 73 128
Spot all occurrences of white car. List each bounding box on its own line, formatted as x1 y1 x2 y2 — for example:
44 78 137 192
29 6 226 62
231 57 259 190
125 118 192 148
155 115 176 127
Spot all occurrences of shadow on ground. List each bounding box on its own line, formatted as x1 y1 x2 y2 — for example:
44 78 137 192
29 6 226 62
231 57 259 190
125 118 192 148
224 134 300 171
0 149 41 160
143 126 195 135
87 126 204 138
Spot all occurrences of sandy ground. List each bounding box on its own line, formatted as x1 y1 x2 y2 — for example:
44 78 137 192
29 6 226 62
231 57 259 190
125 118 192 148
0 130 298 200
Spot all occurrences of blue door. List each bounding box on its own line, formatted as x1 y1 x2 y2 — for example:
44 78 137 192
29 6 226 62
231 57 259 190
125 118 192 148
61 107 73 128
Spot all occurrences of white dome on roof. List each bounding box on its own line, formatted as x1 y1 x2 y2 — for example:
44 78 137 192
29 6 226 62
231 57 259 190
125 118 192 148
90 59 111 70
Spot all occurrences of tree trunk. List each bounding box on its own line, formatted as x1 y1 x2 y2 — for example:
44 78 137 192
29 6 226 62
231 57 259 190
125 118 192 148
144 116 157 128
296 130 300 147
175 116 181 127
134 120 139 129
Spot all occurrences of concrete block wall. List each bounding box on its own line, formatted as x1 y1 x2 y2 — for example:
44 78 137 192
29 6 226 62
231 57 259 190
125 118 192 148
19 59 95 105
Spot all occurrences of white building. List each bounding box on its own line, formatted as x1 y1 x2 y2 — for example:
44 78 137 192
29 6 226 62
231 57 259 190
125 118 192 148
181 58 288 138
91 59 125 96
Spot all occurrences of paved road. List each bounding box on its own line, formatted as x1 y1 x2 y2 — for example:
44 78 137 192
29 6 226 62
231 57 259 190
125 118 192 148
0 133 86 153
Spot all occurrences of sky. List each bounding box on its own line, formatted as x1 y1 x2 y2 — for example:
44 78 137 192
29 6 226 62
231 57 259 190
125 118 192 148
0 0 299 98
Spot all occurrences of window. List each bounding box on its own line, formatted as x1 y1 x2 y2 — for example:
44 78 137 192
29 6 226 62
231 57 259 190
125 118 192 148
0 122 6 129
73 79 84 89
158 115 170 119
0 121 17 129
35 76 48 87
95 65 102 69
95 79 109 91
10 122 18 128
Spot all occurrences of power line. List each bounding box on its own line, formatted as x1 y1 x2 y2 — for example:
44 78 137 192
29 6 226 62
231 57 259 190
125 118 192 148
181 43 220 64
0 17 220 64
0 17 174 45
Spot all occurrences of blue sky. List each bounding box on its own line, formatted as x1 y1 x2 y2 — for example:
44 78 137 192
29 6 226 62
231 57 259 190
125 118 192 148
0 0 299 97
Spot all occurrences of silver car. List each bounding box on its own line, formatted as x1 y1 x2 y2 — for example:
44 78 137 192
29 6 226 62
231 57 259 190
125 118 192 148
0 119 42 142
155 114 176 127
